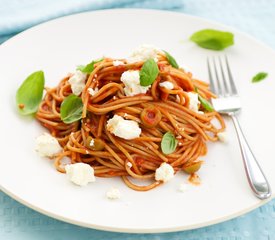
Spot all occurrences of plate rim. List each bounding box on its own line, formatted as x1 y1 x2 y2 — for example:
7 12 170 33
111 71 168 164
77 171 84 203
0 8 274 233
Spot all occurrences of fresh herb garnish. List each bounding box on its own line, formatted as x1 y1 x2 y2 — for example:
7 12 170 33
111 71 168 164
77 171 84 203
161 132 178 155
252 72 268 83
77 58 103 73
60 94 83 124
140 58 159 86
16 71 45 115
190 29 234 51
198 95 214 112
164 51 179 68
195 87 214 112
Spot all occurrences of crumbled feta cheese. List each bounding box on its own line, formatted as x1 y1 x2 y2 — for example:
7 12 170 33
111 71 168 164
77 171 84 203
127 44 161 63
155 163 174 183
159 81 174 90
68 70 87 96
126 162 133 168
35 133 62 157
217 131 227 142
88 87 99 96
178 183 189 192
121 70 150 96
187 92 200 113
113 60 124 66
106 187 121 200
60 157 71 166
107 115 141 140
89 139 95 147
65 163 95 186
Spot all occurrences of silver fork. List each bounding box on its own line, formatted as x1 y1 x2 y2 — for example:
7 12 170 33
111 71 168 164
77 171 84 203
207 56 271 200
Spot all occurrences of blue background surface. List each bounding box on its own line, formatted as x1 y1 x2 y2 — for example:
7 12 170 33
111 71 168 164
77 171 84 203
1 0 275 239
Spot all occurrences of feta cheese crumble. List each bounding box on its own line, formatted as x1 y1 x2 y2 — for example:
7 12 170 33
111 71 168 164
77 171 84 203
127 44 161 63
113 60 124 66
126 162 133 168
88 87 99 96
187 92 200 112
89 139 95 147
35 133 62 157
68 70 87 96
155 163 174 183
159 81 174 90
121 70 150 96
107 115 141 140
217 131 227 142
65 163 95 186
178 183 189 192
106 187 121 200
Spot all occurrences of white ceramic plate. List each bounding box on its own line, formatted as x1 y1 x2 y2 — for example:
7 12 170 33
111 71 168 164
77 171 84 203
0 9 275 233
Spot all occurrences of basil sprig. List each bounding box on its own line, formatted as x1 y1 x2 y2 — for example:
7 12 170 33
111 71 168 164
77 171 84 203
16 71 45 115
161 132 178 155
140 58 159 86
252 72 268 83
60 94 83 124
194 87 214 112
164 51 179 68
198 95 214 112
77 58 103 73
190 29 234 51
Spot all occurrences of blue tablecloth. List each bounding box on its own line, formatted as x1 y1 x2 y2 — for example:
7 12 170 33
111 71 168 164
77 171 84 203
1 0 275 239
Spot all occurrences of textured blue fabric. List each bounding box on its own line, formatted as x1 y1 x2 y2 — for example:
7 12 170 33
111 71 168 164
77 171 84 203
0 0 183 43
1 0 275 239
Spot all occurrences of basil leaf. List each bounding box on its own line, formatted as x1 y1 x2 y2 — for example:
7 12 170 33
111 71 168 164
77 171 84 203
60 94 83 124
252 72 268 83
164 51 179 68
77 58 103 73
161 132 178 155
16 71 45 115
190 29 234 50
198 95 214 112
140 58 159 86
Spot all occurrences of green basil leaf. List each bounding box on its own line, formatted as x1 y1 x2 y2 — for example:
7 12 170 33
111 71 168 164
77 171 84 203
60 94 83 124
140 58 159 86
77 58 103 73
164 50 179 68
198 95 214 112
16 71 45 115
252 72 268 83
161 132 178 155
190 29 234 50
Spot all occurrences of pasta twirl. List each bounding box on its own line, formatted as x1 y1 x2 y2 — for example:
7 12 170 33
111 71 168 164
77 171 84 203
36 51 225 191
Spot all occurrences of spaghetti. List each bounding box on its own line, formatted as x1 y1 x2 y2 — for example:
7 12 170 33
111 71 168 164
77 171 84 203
36 49 225 191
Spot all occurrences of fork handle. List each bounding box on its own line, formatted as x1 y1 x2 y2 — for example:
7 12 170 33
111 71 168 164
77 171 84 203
231 114 272 199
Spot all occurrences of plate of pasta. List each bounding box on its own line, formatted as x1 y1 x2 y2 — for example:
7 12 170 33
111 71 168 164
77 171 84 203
0 9 275 233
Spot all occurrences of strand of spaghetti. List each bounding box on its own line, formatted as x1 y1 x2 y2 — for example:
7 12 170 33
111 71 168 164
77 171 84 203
90 83 124 102
97 115 106 137
134 136 161 142
124 162 155 180
105 130 142 175
54 151 72 173
122 176 162 191
103 144 126 167
87 100 153 114
159 108 197 141
118 141 161 161
95 157 124 170
141 141 168 162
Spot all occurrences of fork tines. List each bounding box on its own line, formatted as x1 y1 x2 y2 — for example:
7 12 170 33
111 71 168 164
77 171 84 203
207 56 238 97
